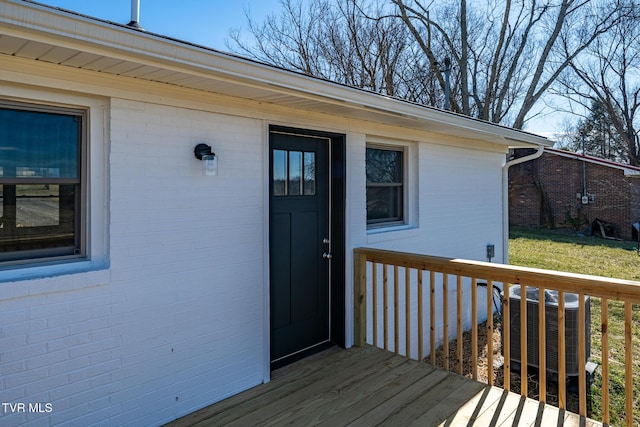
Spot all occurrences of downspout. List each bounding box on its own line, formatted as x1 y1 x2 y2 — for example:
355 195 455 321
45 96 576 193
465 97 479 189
502 145 545 263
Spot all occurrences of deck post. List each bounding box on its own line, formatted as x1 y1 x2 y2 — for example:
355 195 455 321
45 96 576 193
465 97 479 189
354 250 368 347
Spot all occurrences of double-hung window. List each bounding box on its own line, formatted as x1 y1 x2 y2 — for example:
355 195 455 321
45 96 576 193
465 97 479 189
366 145 404 226
0 101 85 265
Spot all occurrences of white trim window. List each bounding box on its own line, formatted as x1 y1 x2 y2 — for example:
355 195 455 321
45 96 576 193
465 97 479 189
0 100 86 266
366 145 405 227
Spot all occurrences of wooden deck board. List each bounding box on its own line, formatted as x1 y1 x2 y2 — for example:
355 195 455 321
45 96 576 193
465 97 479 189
467 385 522 426
232 349 398 427
346 368 451 426
206 347 393 427
315 363 437 426
179 346 346 425
164 346 602 427
273 357 422 425
437 385 505 426
401 375 486 427
500 396 544 426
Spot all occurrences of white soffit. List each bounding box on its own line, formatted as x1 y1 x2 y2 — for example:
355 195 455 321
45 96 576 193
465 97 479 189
0 0 552 148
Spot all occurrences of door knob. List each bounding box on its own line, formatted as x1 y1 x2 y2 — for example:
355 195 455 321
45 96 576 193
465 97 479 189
323 252 333 260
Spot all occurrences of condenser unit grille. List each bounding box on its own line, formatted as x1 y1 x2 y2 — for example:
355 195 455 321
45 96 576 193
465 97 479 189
505 286 590 376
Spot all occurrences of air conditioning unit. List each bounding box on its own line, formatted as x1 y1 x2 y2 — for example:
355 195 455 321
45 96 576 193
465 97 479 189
504 286 590 377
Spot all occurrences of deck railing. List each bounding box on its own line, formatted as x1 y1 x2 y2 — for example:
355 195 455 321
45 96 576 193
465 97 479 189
353 247 640 426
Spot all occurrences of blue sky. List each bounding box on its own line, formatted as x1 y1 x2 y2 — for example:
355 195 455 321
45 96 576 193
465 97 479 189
34 0 283 50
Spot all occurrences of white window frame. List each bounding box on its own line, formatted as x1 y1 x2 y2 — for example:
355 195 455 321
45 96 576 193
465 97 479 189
0 100 87 266
366 143 408 229
0 87 108 279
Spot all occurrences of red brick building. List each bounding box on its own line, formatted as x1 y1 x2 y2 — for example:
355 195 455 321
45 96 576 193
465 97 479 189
509 148 640 240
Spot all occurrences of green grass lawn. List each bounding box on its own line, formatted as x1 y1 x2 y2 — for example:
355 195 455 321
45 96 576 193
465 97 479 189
509 227 640 425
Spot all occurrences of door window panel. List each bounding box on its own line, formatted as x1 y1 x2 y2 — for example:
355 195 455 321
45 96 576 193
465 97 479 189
288 151 302 196
303 152 316 195
272 149 317 197
273 149 287 196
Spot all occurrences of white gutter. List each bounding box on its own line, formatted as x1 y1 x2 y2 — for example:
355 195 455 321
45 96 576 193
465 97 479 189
502 145 545 263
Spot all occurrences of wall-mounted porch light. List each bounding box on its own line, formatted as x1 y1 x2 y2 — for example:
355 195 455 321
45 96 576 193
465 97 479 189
194 143 217 176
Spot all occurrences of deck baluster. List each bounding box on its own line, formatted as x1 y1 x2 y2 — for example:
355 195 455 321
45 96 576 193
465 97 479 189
471 277 478 380
539 285 546 403
558 290 566 410
383 264 388 351
487 280 494 385
602 298 610 425
430 270 436 365
625 302 633 427
519 284 528 397
503 282 511 392
418 269 424 361
457 275 463 375
443 273 449 371
578 292 587 416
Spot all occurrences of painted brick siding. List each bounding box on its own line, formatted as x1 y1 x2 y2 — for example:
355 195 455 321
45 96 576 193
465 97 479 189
0 276 118 426
107 100 265 426
420 144 505 260
509 151 638 240
0 100 266 427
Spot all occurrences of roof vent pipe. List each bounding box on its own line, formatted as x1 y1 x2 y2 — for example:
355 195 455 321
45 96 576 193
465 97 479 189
127 0 143 30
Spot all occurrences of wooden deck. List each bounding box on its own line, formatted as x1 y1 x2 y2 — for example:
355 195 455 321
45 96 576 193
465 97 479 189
165 346 602 427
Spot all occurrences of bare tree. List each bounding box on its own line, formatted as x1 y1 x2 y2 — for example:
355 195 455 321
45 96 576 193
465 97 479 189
556 2 640 165
391 0 630 129
228 0 441 103
228 0 325 76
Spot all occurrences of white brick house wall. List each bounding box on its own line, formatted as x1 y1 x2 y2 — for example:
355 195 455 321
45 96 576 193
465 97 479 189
105 100 267 425
1 92 268 425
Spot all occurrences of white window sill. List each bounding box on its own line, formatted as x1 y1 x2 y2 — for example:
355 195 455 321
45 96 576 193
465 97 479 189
0 260 110 300
366 224 420 243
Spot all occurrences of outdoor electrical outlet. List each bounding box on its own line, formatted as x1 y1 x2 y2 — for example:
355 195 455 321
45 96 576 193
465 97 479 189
486 244 495 261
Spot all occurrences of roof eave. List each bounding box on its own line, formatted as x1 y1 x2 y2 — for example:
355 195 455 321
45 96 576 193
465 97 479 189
1 0 551 148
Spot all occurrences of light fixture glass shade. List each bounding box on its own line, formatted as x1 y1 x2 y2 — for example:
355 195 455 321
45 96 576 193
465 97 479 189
203 154 217 176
